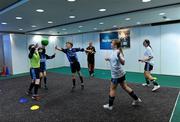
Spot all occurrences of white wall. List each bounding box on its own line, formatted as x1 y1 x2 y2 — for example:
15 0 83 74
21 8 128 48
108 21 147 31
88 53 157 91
2 34 13 74
0 35 4 68
62 24 180 76
9 34 65 75
160 24 180 76
2 23 180 76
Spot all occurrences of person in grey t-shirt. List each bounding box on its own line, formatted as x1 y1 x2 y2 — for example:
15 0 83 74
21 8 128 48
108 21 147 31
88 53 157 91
103 40 142 111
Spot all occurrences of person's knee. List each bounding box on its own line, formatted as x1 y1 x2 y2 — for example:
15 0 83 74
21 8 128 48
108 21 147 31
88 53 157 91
144 71 149 77
35 79 40 85
120 83 126 89
43 72 47 76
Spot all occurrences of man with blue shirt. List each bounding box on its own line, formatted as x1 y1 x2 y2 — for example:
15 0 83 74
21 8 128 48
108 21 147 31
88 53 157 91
55 42 86 92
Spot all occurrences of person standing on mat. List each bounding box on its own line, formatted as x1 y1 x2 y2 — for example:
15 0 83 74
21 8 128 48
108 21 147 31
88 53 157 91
86 42 96 77
139 39 160 92
26 43 41 100
103 40 142 110
55 42 86 91
38 47 56 90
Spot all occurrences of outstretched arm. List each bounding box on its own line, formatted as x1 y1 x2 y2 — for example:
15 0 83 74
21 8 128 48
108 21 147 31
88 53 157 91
45 53 56 60
55 46 63 51
74 48 85 52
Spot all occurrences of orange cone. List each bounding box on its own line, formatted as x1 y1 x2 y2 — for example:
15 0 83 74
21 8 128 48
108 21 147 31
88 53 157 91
1 66 6 76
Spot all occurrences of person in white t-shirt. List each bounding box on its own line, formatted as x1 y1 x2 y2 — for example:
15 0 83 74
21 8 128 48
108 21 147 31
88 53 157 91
103 40 142 111
139 39 160 92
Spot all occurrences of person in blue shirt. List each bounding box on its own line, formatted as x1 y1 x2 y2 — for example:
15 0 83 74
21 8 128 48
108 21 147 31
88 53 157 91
55 42 87 92
38 47 56 90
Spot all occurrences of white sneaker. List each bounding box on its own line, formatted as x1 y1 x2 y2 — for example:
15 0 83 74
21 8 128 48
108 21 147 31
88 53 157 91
152 85 160 92
142 83 150 87
103 104 113 110
132 98 142 106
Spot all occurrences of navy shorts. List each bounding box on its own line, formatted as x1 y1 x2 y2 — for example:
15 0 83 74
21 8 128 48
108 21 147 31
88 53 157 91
111 75 126 85
30 68 40 80
40 63 46 72
144 62 153 71
70 61 81 73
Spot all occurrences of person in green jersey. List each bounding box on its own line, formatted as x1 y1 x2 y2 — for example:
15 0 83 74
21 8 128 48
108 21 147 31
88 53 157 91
26 44 41 100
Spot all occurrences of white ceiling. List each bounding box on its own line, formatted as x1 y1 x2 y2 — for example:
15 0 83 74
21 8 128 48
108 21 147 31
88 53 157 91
0 0 180 35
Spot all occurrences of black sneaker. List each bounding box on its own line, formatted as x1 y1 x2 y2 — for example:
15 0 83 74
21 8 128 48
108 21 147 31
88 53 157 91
32 95 40 100
44 85 48 90
71 85 76 92
26 91 32 96
81 84 84 90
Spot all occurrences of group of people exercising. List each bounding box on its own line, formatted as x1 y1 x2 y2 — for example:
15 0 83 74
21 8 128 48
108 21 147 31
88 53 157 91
26 39 160 110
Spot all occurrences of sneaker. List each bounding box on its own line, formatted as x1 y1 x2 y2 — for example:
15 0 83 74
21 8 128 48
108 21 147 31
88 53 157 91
132 98 142 106
103 104 113 110
81 84 84 90
26 91 32 95
142 83 150 87
91 73 94 77
152 85 160 92
71 85 76 92
32 95 40 100
44 85 48 90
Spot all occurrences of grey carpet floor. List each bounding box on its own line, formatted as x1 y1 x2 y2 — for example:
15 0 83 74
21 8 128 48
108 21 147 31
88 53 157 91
0 72 179 122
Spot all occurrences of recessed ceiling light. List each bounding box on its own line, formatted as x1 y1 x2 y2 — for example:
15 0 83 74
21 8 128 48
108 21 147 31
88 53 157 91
19 28 23 31
99 9 106 12
79 25 83 28
67 0 76 2
48 21 53 24
94 28 97 30
99 22 104 25
142 0 151 2
1 22 7 25
137 22 141 25
62 28 67 31
32 25 37 27
165 18 171 21
159 13 166 16
36 9 44 13
113 25 117 28
16 17 23 20
69 16 76 19
125 18 131 21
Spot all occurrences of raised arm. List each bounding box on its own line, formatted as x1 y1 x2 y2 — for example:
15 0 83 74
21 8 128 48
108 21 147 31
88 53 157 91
28 48 35 59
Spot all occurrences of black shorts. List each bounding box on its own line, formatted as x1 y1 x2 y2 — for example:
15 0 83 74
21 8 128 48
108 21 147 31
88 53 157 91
144 62 153 71
30 68 40 80
87 57 95 65
70 62 81 73
111 75 126 85
40 63 46 72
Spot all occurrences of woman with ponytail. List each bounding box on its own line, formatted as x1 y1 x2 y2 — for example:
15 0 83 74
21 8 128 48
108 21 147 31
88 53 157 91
139 39 160 92
103 39 141 110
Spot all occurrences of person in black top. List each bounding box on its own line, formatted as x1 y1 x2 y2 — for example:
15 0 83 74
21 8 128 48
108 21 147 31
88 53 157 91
38 47 56 90
55 42 88 92
86 42 96 76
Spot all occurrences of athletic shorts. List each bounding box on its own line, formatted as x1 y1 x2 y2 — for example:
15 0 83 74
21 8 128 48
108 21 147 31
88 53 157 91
111 75 126 85
40 63 46 72
30 68 40 80
144 62 153 71
70 61 81 73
